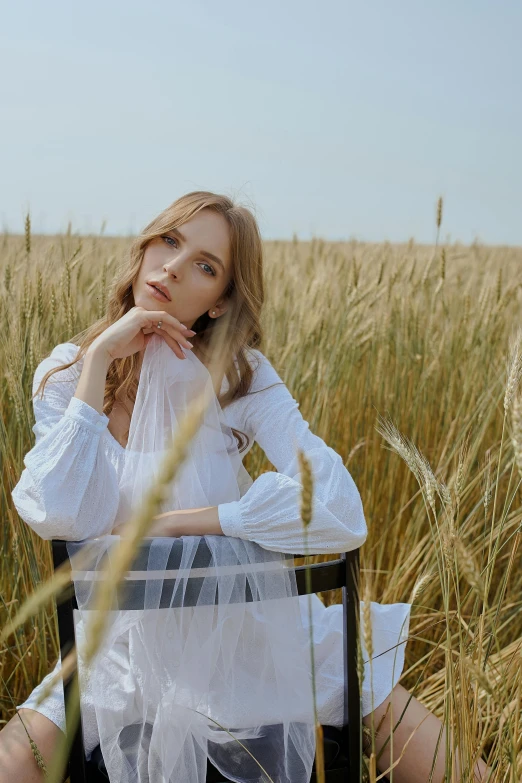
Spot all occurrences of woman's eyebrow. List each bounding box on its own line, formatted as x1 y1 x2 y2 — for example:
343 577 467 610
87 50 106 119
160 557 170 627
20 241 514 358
168 228 225 272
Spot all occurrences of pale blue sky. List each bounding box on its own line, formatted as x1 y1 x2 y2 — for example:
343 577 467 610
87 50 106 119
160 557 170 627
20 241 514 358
2 1 521 244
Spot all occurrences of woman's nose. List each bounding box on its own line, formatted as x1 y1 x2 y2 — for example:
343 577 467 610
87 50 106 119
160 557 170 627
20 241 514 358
163 256 186 276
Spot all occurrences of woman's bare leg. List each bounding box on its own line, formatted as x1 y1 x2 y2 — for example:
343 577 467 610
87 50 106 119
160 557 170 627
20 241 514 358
0 708 65 783
363 683 492 782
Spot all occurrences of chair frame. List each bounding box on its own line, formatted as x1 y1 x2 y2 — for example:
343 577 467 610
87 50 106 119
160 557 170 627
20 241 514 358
51 540 362 782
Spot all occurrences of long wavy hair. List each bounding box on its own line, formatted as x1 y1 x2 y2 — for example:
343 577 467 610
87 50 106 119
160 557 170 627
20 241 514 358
33 191 268 453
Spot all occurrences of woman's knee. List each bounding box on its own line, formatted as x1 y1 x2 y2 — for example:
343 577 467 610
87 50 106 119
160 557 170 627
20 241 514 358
0 708 64 783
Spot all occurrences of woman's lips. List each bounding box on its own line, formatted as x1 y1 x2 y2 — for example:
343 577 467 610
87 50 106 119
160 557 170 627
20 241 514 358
146 282 170 303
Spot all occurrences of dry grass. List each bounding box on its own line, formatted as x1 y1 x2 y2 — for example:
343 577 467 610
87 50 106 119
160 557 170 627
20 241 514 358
1 213 522 779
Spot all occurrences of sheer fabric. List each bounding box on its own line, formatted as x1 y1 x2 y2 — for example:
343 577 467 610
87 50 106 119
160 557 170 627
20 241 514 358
66 334 317 783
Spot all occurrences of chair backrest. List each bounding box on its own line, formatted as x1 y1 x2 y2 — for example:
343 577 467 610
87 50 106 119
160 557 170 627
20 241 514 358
51 539 361 781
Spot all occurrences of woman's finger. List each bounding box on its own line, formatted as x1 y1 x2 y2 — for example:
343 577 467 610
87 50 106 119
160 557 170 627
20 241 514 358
151 325 188 359
151 321 194 350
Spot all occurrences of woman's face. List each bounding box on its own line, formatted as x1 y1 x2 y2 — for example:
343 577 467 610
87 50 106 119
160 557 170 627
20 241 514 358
133 208 233 330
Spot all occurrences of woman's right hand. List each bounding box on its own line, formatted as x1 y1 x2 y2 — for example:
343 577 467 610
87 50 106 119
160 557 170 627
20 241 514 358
88 306 196 363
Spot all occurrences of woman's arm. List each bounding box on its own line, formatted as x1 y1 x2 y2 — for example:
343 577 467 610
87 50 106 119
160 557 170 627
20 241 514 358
74 342 113 413
11 343 120 541
216 351 368 555
114 350 368 549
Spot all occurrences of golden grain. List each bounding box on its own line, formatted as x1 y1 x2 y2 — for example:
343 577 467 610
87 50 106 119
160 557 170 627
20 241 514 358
436 196 443 230
2 229 521 777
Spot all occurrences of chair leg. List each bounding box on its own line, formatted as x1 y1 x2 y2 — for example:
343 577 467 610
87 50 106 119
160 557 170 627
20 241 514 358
52 542 87 783
342 549 362 781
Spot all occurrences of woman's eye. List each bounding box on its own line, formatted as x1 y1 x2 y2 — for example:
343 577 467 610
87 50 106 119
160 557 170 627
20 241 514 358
163 236 215 276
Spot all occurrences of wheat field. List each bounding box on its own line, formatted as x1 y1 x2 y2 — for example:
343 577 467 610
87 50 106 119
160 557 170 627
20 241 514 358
1 212 521 780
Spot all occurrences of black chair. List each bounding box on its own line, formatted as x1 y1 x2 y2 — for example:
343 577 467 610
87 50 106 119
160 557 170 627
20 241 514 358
51 539 362 782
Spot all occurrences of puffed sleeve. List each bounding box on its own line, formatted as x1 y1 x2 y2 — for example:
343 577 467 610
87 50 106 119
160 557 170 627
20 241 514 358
217 350 368 555
10 342 120 541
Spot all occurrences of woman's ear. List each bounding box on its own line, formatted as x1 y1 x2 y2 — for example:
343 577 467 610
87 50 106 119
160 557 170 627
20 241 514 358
211 301 229 318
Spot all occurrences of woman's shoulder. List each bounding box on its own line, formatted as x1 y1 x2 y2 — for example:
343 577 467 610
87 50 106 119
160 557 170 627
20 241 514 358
229 348 297 438
39 342 81 366
243 347 285 394
50 342 82 361
33 342 82 392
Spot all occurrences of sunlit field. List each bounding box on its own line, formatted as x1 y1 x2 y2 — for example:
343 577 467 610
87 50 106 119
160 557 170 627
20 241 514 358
1 213 521 779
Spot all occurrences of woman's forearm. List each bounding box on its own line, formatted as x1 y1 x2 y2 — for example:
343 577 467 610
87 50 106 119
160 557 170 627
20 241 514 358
178 506 223 535
147 506 223 536
74 348 222 538
112 507 223 537
74 345 113 415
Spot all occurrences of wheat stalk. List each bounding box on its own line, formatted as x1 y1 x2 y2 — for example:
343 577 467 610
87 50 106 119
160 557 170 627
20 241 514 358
297 447 326 783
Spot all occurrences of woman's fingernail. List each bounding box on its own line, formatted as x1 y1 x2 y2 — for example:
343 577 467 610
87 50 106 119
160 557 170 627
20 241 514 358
187 329 197 336
186 341 193 348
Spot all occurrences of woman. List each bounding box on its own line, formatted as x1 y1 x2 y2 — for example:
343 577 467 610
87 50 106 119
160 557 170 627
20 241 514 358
1 192 490 781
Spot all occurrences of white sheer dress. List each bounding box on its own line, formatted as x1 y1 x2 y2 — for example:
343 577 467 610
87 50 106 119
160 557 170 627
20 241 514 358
12 341 411 758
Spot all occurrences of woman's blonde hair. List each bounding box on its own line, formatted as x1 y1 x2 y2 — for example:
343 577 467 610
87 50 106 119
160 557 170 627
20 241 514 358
34 190 267 452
